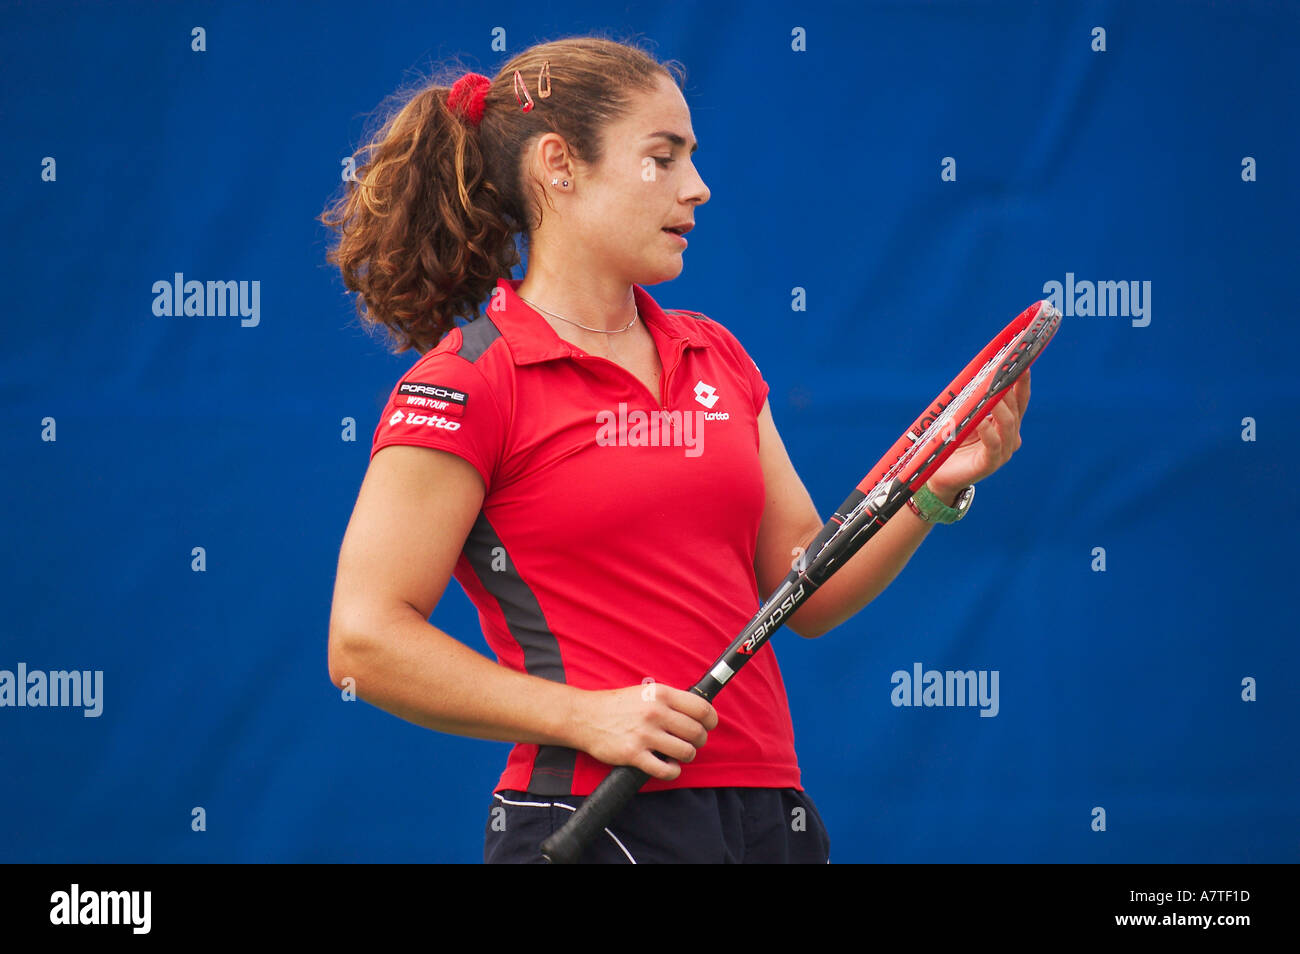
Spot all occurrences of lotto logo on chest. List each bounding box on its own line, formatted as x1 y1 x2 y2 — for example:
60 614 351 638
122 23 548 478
693 380 729 420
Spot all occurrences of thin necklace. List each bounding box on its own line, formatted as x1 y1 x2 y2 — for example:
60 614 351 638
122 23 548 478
517 294 639 334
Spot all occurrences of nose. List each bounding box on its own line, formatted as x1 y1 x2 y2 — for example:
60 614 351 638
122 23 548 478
683 160 710 207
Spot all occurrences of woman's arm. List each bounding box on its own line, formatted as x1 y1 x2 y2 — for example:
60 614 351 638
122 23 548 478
327 444 717 780
753 373 1030 638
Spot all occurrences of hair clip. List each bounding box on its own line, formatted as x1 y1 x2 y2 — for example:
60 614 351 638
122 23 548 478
513 69 534 113
538 60 551 98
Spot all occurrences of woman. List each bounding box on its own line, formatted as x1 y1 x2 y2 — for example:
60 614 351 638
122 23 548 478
320 36 1029 863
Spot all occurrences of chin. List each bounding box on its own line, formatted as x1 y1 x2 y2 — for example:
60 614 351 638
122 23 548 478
639 257 685 285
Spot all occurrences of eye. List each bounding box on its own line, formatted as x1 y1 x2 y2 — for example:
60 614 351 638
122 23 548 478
653 156 674 168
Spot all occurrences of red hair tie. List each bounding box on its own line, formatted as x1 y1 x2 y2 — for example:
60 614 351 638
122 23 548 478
447 72 491 126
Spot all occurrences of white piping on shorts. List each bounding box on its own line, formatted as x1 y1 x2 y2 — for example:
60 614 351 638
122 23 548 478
493 791 637 864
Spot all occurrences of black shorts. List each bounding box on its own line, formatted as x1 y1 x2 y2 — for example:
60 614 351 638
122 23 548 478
484 787 831 863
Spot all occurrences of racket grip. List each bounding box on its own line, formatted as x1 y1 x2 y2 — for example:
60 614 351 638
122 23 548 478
540 765 650 864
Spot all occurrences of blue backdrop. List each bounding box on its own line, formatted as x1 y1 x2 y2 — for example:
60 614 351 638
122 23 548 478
2 0 1296 863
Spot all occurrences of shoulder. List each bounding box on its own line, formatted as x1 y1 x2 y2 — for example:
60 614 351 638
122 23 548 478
414 315 508 371
663 308 763 373
663 307 769 416
664 308 745 350
390 316 513 422
405 316 514 385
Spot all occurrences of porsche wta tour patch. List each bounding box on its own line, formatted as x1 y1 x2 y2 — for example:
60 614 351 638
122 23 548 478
396 381 467 416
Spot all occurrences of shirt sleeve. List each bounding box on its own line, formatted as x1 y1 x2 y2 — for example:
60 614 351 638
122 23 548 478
745 351 771 417
369 341 507 494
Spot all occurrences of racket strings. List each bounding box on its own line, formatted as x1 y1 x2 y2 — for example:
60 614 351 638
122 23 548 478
813 330 1029 565
870 335 1019 492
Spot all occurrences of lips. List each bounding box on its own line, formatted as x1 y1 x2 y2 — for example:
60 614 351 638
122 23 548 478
662 223 694 235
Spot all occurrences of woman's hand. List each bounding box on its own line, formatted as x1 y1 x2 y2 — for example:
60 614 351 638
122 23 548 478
926 370 1030 503
571 683 719 781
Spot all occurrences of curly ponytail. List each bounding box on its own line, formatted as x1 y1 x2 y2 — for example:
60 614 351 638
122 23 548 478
319 35 686 355
319 78 518 354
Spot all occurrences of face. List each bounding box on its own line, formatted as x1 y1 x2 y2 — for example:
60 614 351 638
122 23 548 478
531 72 711 286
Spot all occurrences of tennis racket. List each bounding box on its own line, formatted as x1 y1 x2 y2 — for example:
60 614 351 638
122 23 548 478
540 298 1062 864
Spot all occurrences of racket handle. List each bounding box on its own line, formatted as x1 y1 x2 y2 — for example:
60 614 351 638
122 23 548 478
540 765 650 864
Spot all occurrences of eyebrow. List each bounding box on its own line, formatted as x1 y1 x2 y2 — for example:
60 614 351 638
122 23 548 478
645 131 699 154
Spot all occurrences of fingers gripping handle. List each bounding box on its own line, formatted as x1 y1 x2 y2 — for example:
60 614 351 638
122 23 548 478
540 766 650 864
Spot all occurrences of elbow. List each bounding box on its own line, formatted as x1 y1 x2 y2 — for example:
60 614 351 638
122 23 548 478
786 608 829 640
327 618 370 689
328 601 420 687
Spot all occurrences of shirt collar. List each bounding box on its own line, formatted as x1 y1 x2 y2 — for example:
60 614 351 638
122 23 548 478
486 277 710 366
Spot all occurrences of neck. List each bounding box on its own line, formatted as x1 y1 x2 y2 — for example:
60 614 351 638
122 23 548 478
515 262 638 333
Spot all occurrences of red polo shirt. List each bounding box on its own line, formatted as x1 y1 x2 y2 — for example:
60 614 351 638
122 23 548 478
370 277 801 796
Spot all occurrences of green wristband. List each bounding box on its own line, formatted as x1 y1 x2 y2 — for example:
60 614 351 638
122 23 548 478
908 482 975 524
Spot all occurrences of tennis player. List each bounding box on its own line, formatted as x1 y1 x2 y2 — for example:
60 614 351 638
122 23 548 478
321 36 1030 863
